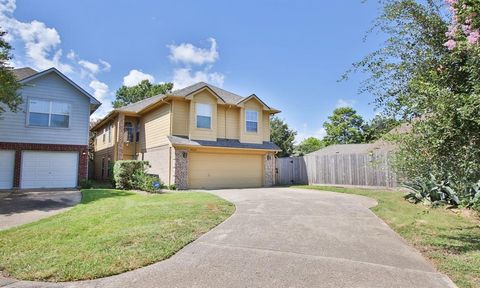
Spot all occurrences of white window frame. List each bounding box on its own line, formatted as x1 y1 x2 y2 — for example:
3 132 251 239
245 110 259 133
27 97 71 129
196 103 212 129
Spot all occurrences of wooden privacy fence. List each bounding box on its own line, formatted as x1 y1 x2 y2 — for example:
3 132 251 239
275 152 397 187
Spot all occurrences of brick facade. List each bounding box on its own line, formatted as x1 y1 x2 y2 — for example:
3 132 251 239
0 142 88 188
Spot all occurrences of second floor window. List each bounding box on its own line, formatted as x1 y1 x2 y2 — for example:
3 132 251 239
136 124 140 142
108 125 112 143
125 122 134 142
28 98 70 128
102 128 106 143
246 110 258 133
196 103 212 129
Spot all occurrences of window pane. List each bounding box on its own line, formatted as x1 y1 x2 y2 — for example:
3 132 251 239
197 115 211 129
29 99 50 113
51 114 69 127
196 103 212 117
51 102 70 115
246 121 258 132
246 110 258 122
29 112 49 127
125 122 134 142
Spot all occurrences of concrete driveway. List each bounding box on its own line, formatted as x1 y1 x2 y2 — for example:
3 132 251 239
0 190 81 230
0 187 456 288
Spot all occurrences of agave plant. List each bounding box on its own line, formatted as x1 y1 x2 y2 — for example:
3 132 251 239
403 174 460 206
464 181 480 210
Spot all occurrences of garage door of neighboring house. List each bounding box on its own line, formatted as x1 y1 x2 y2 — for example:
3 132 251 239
0 150 15 189
189 152 263 189
21 151 79 189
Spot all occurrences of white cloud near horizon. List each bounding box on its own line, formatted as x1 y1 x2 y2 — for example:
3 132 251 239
0 0 113 119
168 37 219 65
336 99 356 108
172 68 225 89
295 123 326 144
123 69 155 87
168 38 225 89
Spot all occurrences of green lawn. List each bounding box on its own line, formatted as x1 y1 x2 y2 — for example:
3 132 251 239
296 185 480 288
0 189 234 282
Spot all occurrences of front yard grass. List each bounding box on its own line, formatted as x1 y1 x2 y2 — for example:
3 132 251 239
296 185 480 288
0 189 234 282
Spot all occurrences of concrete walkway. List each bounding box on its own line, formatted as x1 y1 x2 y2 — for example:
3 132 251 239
0 190 81 230
0 187 456 288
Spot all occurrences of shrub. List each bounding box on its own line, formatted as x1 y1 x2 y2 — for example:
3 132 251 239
132 171 163 193
113 160 149 190
167 184 176 190
79 179 93 189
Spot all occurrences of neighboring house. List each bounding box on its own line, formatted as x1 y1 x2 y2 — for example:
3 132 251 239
91 82 281 189
0 67 101 190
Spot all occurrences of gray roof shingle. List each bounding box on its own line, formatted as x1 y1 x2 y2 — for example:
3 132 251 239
170 82 244 104
168 135 281 151
12 67 38 80
117 82 246 113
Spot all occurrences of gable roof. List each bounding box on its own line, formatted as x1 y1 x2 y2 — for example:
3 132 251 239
171 82 244 104
15 67 101 111
12 67 38 80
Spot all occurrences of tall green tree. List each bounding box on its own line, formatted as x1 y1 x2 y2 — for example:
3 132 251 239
113 80 173 108
348 0 480 191
270 116 297 157
0 30 22 115
323 107 365 145
363 115 400 142
295 137 326 155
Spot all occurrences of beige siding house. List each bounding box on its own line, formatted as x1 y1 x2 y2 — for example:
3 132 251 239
91 82 280 189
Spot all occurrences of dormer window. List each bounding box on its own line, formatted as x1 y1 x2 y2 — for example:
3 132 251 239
246 110 258 133
196 103 212 129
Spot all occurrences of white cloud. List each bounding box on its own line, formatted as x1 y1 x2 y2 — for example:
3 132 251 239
123 69 155 87
168 38 219 65
0 1 72 73
295 124 326 144
336 99 356 108
89 80 113 119
66 50 76 60
78 59 100 75
99 59 111 72
172 68 224 89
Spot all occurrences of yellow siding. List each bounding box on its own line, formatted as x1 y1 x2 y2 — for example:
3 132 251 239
225 107 240 139
240 99 264 144
188 151 263 189
189 90 217 141
94 121 116 152
263 112 270 141
217 105 226 138
172 99 189 136
142 104 171 149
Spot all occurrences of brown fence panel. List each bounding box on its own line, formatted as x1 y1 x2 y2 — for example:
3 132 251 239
275 152 397 187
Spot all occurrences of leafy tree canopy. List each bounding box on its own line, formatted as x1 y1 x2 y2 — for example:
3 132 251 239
295 137 326 156
113 80 173 108
0 29 22 115
270 116 297 157
323 107 365 145
348 0 480 191
363 114 400 142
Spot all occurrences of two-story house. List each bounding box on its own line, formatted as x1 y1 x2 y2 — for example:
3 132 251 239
91 82 280 189
0 67 101 190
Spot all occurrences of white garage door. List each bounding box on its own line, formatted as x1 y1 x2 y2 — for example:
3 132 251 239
0 150 15 189
21 151 78 189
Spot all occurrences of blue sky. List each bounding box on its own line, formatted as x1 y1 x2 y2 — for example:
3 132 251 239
0 0 384 142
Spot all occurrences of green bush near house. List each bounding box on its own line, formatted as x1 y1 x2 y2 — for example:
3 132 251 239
112 160 162 192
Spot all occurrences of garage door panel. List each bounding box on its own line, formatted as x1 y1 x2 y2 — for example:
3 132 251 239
0 150 15 189
189 152 263 189
21 151 78 189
